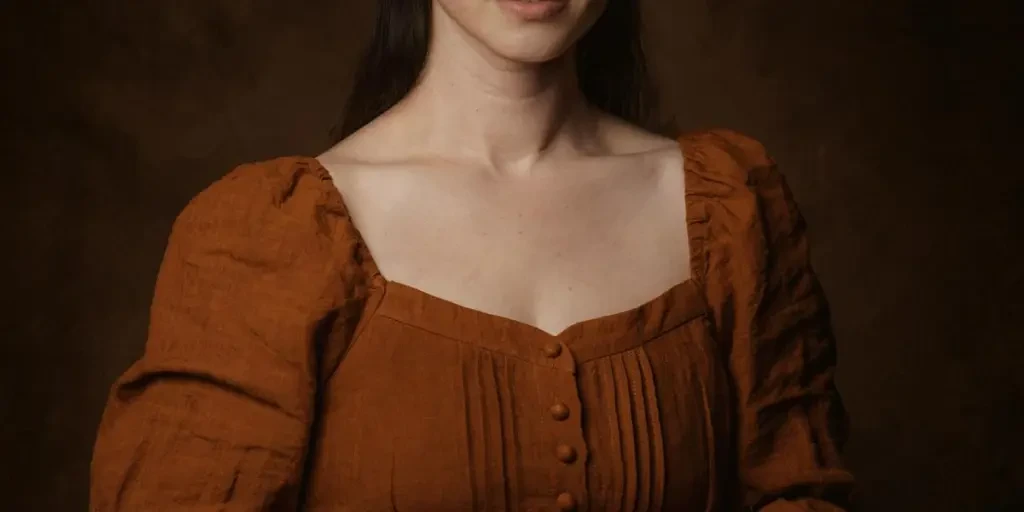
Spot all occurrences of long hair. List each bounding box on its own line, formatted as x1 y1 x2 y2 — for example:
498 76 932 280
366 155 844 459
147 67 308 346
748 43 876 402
330 0 673 143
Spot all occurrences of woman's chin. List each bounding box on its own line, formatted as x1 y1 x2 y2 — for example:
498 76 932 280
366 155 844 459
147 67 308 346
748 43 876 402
482 31 575 65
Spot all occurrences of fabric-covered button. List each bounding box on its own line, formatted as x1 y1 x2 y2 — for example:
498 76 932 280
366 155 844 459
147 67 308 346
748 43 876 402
549 402 570 421
542 342 562 358
555 492 577 511
555 444 577 463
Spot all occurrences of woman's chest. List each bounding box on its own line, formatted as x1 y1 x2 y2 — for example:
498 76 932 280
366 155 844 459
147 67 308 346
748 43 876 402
303 284 734 511
334 162 691 336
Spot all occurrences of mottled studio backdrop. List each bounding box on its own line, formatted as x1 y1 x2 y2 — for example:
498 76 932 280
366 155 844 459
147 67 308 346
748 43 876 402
2 0 1021 511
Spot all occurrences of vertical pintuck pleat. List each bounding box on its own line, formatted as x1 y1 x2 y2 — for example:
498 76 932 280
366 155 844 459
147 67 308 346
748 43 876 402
635 349 666 512
460 347 519 511
581 348 666 512
611 355 639 509
491 355 520 511
588 361 615 510
461 348 484 510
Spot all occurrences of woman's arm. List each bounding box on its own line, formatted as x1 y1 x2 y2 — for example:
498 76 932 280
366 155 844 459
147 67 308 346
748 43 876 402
90 160 361 511
698 130 855 510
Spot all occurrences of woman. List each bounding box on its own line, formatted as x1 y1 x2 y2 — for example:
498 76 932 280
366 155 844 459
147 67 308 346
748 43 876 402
91 0 854 510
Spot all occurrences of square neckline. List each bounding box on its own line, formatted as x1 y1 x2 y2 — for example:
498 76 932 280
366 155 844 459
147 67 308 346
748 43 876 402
313 136 705 340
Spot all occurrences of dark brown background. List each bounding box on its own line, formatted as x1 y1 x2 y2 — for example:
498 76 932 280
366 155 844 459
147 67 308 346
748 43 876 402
2 0 1021 511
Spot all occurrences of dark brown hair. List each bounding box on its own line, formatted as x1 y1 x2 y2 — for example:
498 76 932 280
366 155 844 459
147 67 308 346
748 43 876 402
330 0 672 142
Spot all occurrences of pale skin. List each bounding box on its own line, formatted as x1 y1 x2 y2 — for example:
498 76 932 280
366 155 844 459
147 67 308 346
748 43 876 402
318 0 691 336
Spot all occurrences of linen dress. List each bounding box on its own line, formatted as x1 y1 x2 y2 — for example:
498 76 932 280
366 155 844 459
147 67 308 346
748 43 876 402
90 130 854 511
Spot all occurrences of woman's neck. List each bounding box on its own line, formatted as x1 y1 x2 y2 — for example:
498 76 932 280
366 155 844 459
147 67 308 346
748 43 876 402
388 8 600 174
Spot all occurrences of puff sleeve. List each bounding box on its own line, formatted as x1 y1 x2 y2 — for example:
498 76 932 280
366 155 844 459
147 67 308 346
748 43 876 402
89 158 370 511
694 130 855 511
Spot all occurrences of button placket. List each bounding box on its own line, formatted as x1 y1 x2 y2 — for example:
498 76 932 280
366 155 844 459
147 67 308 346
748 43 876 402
540 341 587 511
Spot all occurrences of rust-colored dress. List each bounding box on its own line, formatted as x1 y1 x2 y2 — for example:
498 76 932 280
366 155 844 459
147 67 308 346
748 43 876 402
90 130 854 511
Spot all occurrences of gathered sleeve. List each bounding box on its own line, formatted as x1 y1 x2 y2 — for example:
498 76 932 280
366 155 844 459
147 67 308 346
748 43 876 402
89 158 372 511
688 130 855 511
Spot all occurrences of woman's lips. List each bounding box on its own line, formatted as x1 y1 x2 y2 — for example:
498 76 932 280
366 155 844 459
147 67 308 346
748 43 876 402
498 0 569 21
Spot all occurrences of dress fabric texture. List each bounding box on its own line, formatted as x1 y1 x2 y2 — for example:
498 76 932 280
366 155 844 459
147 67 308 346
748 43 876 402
90 130 854 511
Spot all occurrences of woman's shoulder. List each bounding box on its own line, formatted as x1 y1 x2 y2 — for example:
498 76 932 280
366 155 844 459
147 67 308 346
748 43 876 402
677 128 775 181
175 156 346 229
678 129 801 241
181 156 338 219
597 120 776 186
169 156 360 262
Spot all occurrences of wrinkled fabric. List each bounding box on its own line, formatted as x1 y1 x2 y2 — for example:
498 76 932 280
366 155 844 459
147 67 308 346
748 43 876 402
90 130 854 511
